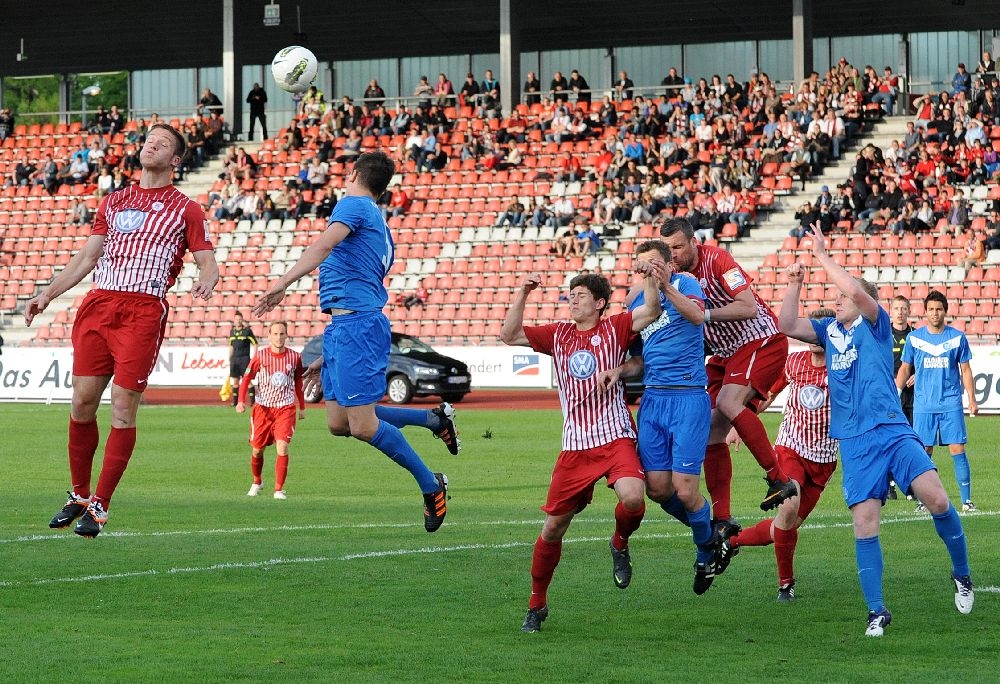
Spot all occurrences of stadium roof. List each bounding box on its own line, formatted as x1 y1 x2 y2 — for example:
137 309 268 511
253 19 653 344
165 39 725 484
4 0 999 75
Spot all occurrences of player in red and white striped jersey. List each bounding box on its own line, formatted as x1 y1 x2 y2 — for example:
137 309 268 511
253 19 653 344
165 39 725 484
658 218 795 526
237 321 306 499
718 309 839 600
26 124 219 538
502 267 664 632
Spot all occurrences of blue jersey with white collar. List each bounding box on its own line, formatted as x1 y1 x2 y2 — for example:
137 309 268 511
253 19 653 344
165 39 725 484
629 273 707 387
810 307 908 439
901 325 971 413
318 195 394 312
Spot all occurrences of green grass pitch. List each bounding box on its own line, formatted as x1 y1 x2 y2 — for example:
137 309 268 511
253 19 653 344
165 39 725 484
2 403 996 682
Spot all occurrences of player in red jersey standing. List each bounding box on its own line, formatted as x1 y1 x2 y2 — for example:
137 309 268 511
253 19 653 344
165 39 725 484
658 217 796 529
26 124 219 537
501 266 664 633
716 309 839 601
236 321 306 500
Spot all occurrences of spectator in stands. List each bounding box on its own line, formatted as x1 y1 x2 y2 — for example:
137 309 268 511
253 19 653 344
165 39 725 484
204 110 226 154
976 51 997 76
12 154 35 187
573 224 602 256
495 197 526 227
787 139 813 189
363 79 386 107
477 85 503 120
37 154 59 194
459 72 480 107
790 201 819 240
245 83 268 141
555 150 582 183
336 129 363 164
0 108 13 141
548 195 576 227
68 155 91 185
94 165 114 199
87 105 110 135
945 190 970 236
569 70 591 104
958 228 987 271
388 186 411 218
592 187 619 225
281 120 304 153
481 69 500 101
494 139 523 171
72 198 91 225
518 70 540 107
614 70 634 101
434 73 454 107
952 63 972 99
306 156 329 190
199 88 223 117
662 66 684 97
413 75 433 111
386 105 409 136
984 210 1000 250
553 223 578 257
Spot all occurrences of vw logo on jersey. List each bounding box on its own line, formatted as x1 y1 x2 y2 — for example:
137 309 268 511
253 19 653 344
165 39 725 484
269 371 292 388
568 349 598 380
798 384 826 410
114 209 147 234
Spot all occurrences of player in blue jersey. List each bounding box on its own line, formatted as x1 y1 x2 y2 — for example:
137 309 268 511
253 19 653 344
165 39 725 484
600 240 726 595
896 290 979 513
778 222 973 637
253 151 458 533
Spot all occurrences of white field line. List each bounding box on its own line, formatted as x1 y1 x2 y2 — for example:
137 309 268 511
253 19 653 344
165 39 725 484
0 510 995 588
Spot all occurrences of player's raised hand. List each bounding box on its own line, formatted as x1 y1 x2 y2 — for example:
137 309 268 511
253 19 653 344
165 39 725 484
786 261 805 284
253 282 287 317
191 276 217 300
302 357 322 399
522 272 542 292
24 292 51 327
809 221 828 256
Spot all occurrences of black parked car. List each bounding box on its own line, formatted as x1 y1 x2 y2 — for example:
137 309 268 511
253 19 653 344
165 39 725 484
300 332 472 404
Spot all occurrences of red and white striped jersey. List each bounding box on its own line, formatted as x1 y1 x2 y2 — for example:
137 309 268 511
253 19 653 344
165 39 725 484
771 351 838 463
689 243 780 358
91 184 213 298
524 312 638 451
238 347 306 409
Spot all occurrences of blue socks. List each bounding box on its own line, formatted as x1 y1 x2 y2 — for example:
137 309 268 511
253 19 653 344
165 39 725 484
374 405 437 430
369 420 438 493
690 500 714 564
659 493 691 527
951 452 972 503
855 536 885 612
932 504 971 577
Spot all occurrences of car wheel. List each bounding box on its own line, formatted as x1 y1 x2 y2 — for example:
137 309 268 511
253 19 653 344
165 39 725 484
441 393 466 403
386 374 414 404
304 382 323 404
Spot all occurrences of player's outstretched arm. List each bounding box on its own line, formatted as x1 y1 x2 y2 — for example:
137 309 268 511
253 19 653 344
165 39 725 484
24 234 105 326
191 249 219 300
808 221 878 322
778 262 819 344
500 272 540 347
253 222 350 317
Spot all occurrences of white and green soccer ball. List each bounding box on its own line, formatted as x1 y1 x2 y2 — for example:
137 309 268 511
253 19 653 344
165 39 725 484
271 46 318 94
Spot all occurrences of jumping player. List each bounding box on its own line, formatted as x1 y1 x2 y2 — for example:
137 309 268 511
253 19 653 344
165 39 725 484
502 266 664 633
896 290 979 512
29 124 219 537
253 151 457 533
718 308 839 602
657 218 796 524
236 321 305 500
779 223 973 638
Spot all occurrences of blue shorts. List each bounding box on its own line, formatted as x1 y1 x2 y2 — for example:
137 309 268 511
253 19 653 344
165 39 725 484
321 311 389 407
636 388 710 475
840 422 936 507
913 410 967 447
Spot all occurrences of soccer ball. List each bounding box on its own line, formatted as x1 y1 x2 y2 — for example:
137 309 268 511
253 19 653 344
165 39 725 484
271 46 318 94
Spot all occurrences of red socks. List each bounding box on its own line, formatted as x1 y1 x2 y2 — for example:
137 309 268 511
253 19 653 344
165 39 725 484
275 455 289 491
704 442 733 521
734 518 775 547
251 453 264 484
68 418 100 498
93 427 137 508
529 536 562 610
773 526 799 586
731 408 783 480
611 501 645 551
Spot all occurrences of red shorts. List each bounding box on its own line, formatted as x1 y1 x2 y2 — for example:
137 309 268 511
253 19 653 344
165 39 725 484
249 404 298 449
776 444 837 520
707 334 788 408
542 438 645 516
71 290 168 393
